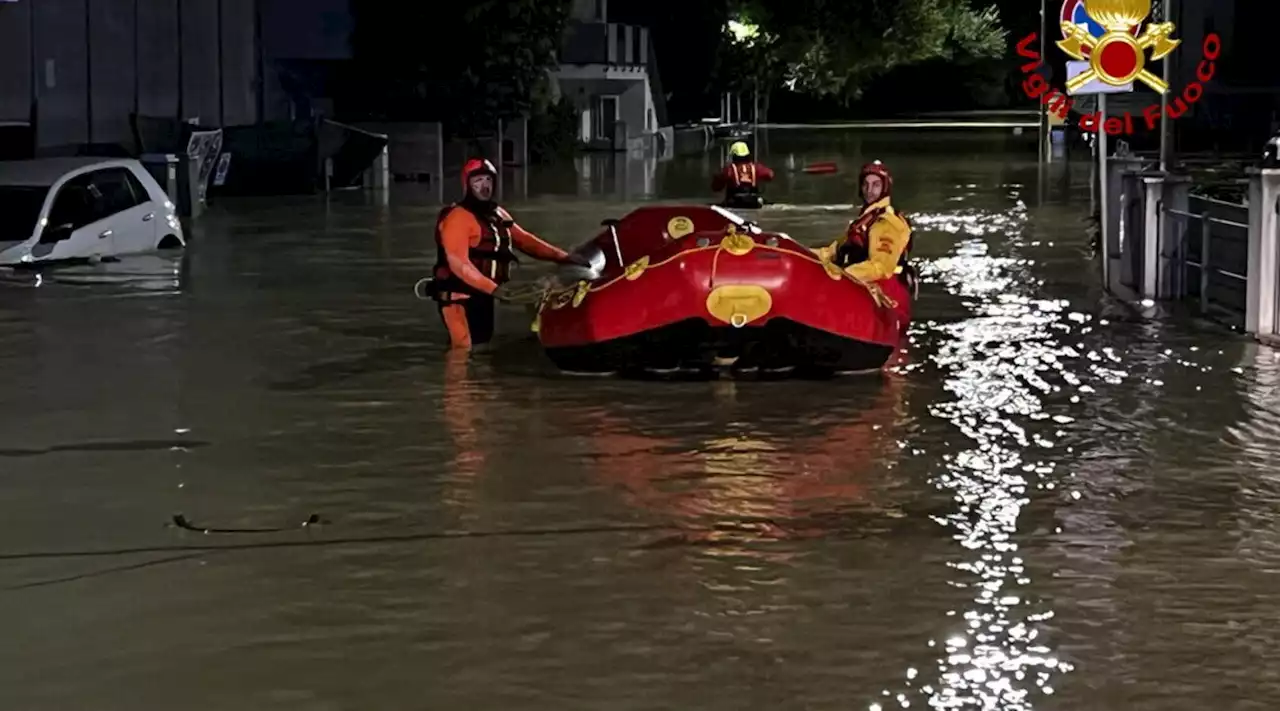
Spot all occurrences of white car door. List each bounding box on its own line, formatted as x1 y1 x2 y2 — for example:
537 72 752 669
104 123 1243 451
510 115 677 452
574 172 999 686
30 172 112 262
88 167 157 256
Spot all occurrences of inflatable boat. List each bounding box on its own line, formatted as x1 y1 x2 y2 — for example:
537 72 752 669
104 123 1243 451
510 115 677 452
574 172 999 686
533 205 914 377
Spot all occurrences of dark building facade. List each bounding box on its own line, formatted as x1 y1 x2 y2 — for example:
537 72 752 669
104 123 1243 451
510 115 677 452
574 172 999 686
0 0 351 153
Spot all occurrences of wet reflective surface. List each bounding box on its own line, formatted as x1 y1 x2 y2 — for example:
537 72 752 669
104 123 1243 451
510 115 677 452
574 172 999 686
4 130 1280 709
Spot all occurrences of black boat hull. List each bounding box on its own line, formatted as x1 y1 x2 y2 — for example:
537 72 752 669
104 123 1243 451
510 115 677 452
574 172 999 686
543 317 895 377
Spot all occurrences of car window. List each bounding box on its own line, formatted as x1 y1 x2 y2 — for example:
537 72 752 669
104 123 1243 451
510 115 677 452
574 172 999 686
123 169 152 205
91 167 147 216
0 185 50 243
45 173 101 231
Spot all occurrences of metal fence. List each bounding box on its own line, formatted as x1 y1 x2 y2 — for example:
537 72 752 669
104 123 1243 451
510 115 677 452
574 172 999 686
1110 167 1280 341
1166 195 1250 328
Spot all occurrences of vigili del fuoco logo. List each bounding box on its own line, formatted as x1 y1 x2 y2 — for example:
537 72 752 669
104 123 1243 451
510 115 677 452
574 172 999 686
1015 0 1221 136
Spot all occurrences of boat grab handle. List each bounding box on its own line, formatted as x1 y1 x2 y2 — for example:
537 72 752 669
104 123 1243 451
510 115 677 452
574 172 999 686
608 225 624 267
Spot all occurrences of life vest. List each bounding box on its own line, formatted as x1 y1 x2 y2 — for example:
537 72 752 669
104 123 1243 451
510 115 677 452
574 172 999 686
726 163 758 197
731 163 757 187
430 203 518 300
835 203 913 276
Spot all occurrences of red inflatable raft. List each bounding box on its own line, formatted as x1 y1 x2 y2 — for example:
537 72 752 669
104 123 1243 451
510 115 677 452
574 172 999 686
533 205 914 377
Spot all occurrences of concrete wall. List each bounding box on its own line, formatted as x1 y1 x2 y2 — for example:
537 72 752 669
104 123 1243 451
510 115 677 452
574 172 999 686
220 0 258 126
137 0 180 119
356 122 443 183
0 0 32 124
89 0 137 147
180 0 221 125
554 71 657 150
0 0 263 152
619 81 646 138
33 0 89 148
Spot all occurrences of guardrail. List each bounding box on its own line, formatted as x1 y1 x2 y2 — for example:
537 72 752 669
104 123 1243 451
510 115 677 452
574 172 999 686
1108 167 1280 340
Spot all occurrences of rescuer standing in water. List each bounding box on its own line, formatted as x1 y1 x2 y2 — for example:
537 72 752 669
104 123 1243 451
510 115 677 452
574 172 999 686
428 158 587 349
812 160 913 285
711 141 774 208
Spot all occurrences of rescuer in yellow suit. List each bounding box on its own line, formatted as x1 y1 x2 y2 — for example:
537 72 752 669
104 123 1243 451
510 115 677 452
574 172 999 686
812 161 912 283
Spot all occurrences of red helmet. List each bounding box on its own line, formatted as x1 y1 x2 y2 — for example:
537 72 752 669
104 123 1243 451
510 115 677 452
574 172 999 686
461 158 497 191
859 160 892 197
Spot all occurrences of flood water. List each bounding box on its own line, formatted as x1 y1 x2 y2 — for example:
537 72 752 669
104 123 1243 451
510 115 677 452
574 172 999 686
4 129 1280 710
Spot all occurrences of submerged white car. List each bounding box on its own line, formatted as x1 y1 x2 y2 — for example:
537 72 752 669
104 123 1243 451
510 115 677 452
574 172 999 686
0 157 185 267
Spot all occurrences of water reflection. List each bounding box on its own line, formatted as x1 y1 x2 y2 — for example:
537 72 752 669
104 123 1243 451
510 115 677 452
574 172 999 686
577 376 911 540
0 252 186 294
568 154 658 200
875 200 1086 707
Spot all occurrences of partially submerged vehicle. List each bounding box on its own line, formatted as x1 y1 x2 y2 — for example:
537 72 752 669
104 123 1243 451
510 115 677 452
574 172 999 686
0 157 185 267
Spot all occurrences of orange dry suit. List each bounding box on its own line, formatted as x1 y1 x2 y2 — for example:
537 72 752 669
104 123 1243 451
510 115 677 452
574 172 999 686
430 160 570 347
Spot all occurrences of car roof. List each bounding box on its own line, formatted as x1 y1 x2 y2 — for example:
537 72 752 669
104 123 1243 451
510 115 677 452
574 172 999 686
0 157 140 187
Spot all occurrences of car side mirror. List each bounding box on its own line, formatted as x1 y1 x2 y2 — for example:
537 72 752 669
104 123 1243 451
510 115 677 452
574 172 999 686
38 223 75 244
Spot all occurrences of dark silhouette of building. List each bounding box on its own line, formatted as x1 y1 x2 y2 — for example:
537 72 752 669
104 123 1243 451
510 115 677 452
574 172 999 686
0 0 352 156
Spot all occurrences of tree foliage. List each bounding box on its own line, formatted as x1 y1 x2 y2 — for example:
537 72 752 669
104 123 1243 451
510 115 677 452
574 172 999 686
724 0 1008 102
348 0 572 133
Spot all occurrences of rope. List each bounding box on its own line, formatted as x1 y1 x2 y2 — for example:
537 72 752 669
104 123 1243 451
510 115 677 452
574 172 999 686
411 278 555 305
497 282 553 305
536 238 899 310
417 233 904 312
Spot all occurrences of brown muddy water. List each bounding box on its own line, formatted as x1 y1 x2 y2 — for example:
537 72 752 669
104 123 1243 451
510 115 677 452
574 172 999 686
3 130 1280 710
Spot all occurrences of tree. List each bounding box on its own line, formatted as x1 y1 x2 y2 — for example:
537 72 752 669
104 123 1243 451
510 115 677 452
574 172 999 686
348 0 572 135
727 0 1008 103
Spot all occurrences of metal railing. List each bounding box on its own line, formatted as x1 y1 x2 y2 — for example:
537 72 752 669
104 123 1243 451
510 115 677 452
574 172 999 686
1165 203 1249 315
1110 167 1280 339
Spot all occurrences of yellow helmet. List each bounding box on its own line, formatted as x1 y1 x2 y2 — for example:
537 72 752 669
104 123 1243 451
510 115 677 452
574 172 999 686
729 141 750 158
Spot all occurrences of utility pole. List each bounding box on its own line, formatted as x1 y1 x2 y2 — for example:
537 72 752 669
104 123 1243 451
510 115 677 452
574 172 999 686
1039 0 1049 163
1157 0 1171 171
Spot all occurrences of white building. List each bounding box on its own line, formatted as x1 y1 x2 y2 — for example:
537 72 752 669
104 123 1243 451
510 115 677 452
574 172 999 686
550 0 669 152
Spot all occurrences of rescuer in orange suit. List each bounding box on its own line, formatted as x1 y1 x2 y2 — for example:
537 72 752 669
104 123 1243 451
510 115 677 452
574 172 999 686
711 141 774 207
429 158 588 349
812 160 913 286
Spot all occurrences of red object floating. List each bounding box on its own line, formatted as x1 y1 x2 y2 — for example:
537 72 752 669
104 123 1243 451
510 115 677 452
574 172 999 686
802 161 839 174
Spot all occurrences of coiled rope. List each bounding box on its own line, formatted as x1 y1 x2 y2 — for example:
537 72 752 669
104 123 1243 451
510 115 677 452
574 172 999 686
411 278 554 305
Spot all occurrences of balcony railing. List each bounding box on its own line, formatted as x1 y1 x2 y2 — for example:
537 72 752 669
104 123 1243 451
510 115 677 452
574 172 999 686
559 21 648 67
